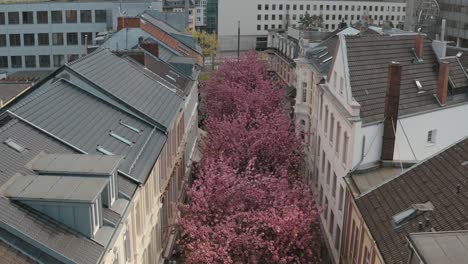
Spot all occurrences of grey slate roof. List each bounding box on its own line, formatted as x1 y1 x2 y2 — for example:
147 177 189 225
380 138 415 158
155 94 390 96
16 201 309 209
69 48 183 128
0 115 105 264
5 174 109 203
144 10 187 32
0 239 35 264
10 78 166 183
0 82 31 106
5 71 53 83
408 231 468 264
356 136 468 264
32 154 122 176
305 36 338 76
346 35 444 123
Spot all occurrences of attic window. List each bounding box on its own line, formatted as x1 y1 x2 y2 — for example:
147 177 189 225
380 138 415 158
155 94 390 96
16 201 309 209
322 57 333 64
4 138 25 153
318 52 329 58
110 131 133 146
392 208 418 226
119 120 142 133
414 80 425 93
97 145 114 155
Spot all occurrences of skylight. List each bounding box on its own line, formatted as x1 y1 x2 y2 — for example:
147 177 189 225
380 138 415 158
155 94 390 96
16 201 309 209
392 208 418 226
110 131 133 146
4 138 25 153
97 145 114 155
318 51 329 58
166 74 177 82
119 120 142 133
322 57 333 64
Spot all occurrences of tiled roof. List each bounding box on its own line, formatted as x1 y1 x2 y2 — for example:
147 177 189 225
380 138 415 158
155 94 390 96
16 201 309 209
346 35 443 123
69 48 183 128
0 82 31 106
356 136 468 264
441 57 468 88
0 240 35 264
0 115 105 264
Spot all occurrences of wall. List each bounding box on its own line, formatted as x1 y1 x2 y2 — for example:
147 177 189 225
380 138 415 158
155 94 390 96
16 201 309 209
217 0 407 51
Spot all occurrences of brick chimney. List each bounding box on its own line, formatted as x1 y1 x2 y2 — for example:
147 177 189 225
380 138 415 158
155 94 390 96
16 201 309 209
117 17 141 31
140 42 160 58
415 34 424 59
437 61 450 106
381 62 402 161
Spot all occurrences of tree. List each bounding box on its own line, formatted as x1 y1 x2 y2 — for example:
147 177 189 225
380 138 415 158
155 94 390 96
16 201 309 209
179 159 321 264
299 12 324 30
190 29 217 66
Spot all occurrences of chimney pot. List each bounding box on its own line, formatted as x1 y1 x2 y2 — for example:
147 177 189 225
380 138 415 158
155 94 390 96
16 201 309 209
415 34 424 59
381 62 402 161
418 222 424 231
437 61 449 106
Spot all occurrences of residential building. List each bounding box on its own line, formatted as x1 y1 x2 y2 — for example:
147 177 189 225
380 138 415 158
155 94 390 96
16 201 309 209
195 0 207 28
299 30 468 263
216 0 407 52
343 136 468 264
162 0 196 29
0 11 200 262
0 0 157 73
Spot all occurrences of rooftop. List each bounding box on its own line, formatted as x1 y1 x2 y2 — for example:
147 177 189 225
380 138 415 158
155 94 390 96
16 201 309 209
0 82 31 108
408 231 468 264
355 136 468 263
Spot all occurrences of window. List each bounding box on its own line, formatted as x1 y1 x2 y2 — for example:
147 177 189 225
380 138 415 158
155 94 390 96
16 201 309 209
343 132 349 164
265 4 269 10
327 161 331 184
302 82 307 103
39 55 50 68
135 202 142 235
25 55 36 68
272 15 276 20
363 246 371 264
22 11 34 24
257 14 261 21
324 198 328 219
272 4 276 10
319 186 323 205
52 33 64 45
65 10 77 23
0 13 4 25
332 173 337 197
67 32 78 45
9 34 21 46
321 151 326 173
0 56 8 68
81 32 93 45
51 11 62 23
80 10 92 23
53 55 64 67
0 35 5 47
336 123 341 154
23 34 35 46
320 95 323 120
339 186 344 210
67 54 79 63
11 56 22 68
264 14 268 20
324 106 329 133
257 25 261 31
279 4 283 10
335 226 341 250
340 77 344 94
264 25 268 30
8 12 19 24
330 114 335 143
427 129 437 144
257 4 261 10
37 11 48 24
329 211 334 234
38 33 49 45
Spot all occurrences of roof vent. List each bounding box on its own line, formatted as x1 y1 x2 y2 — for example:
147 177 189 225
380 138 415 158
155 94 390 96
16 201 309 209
119 120 142 133
110 131 134 146
97 145 114 155
414 80 425 93
4 138 25 153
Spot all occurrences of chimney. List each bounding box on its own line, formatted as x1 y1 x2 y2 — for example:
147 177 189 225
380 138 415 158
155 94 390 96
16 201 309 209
381 62 402 161
436 61 449 106
140 42 160 58
117 17 141 31
441 19 446 41
415 34 424 59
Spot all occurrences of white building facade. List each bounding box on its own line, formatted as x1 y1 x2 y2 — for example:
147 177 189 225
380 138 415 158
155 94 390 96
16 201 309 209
195 0 207 28
0 0 157 73
217 0 407 51
297 32 468 263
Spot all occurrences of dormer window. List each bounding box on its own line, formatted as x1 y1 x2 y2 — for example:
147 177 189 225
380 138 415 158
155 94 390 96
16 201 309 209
414 80 425 93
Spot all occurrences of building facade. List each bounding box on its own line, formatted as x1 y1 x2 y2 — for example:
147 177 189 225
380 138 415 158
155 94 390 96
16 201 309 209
195 0 207 28
217 0 407 52
0 0 156 73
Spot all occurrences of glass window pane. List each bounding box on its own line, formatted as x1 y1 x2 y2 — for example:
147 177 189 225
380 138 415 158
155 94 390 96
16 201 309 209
22 11 34 24
65 10 77 23
80 10 92 23
51 10 62 24
0 56 8 68
53 55 64 67
52 33 63 45
8 12 19 24
11 56 22 68
0 13 5 25
25 55 36 68
39 55 50 68
66 32 78 45
9 34 21 46
95 10 107 23
38 33 49 45
37 11 48 24
0 35 6 47
23 34 35 46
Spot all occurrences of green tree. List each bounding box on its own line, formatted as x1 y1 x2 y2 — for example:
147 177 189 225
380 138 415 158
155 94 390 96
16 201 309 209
299 12 323 30
190 29 217 67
